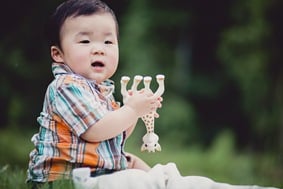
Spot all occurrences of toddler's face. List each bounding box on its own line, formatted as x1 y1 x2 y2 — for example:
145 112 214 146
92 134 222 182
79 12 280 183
58 13 119 83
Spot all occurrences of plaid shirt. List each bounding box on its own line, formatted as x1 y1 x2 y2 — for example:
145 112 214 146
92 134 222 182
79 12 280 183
27 63 127 182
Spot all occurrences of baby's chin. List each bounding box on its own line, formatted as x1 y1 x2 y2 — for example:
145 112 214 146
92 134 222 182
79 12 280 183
82 70 115 83
85 74 108 84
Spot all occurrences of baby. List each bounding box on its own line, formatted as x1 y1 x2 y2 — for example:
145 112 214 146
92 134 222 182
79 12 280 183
26 0 162 188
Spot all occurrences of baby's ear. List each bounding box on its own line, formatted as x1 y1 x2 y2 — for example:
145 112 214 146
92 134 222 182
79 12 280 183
50 46 64 62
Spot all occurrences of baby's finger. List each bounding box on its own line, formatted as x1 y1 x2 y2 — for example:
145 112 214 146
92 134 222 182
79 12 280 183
154 100 162 108
127 90 133 96
154 112 160 118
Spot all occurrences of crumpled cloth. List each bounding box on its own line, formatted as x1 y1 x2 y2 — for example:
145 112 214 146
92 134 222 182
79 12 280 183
72 163 280 189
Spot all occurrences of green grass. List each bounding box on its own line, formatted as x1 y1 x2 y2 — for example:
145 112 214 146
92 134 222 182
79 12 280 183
0 165 74 189
0 128 282 188
126 129 283 187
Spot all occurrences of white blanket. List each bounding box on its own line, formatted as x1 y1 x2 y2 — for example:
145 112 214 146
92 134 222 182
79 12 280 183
72 163 280 189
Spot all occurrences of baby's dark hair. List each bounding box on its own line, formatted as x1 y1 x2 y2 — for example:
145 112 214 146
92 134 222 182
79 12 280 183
45 0 118 48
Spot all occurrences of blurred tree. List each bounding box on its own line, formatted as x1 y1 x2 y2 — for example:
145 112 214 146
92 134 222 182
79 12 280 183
185 0 247 146
0 0 125 129
116 0 198 143
0 1 65 128
0 0 282 157
266 0 283 157
218 0 283 154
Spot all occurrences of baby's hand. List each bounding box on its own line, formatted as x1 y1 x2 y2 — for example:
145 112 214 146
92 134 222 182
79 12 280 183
124 89 159 117
154 96 163 118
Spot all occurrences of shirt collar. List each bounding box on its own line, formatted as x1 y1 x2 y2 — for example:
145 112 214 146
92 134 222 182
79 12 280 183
51 62 115 97
52 62 73 77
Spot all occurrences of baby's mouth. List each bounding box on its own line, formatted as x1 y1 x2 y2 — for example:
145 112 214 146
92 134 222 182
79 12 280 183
91 61 104 67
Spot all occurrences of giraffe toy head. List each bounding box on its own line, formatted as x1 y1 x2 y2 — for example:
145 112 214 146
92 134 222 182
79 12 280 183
141 132 161 152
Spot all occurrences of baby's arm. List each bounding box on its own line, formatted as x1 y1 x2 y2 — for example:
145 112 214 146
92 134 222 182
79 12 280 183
81 90 159 142
125 123 137 139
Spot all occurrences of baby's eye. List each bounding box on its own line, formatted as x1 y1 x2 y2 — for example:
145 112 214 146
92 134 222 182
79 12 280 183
79 40 90 44
105 40 113 44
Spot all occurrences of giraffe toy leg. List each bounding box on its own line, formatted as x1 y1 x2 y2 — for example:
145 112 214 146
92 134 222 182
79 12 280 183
120 75 143 103
121 76 130 101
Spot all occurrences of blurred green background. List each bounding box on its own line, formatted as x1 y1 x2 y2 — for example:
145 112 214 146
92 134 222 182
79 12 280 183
0 0 282 187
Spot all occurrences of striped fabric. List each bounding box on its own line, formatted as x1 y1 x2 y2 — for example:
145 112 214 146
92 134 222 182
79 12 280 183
27 63 127 182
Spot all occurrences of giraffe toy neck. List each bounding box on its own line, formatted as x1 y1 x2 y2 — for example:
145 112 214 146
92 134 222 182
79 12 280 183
142 111 155 133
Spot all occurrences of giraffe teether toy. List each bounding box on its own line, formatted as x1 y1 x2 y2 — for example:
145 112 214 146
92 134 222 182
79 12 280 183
120 75 165 152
